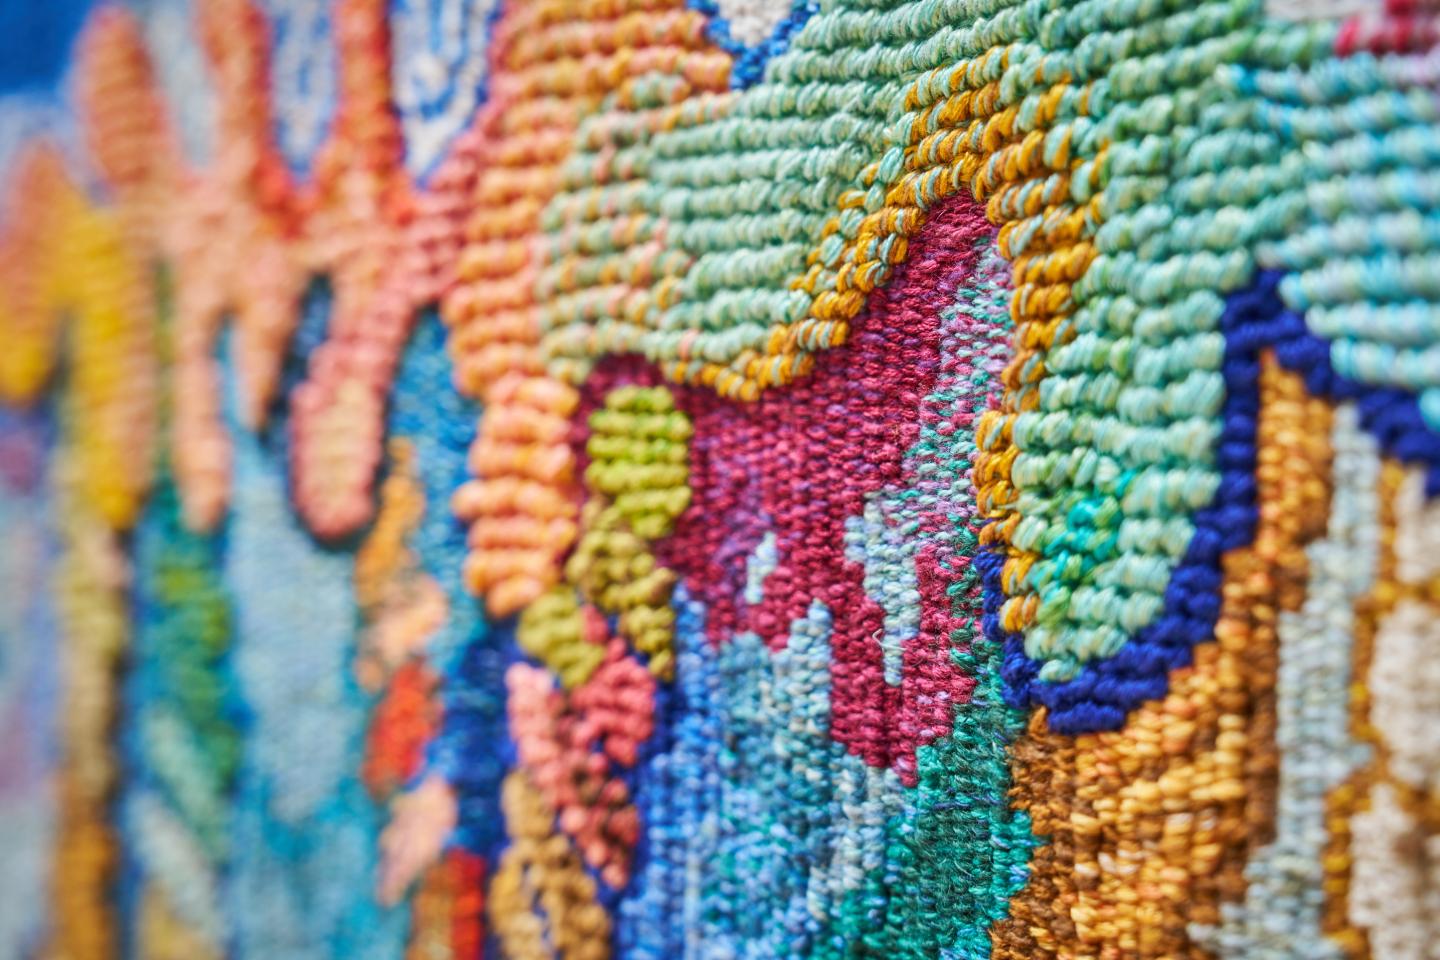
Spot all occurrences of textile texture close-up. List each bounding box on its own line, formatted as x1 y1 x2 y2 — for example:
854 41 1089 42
0 0 1437 957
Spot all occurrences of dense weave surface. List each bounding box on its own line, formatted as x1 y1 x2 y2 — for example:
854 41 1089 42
0 0 1438 958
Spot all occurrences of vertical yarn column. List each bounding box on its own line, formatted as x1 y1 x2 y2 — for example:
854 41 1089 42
992 353 1329 959
443 0 728 616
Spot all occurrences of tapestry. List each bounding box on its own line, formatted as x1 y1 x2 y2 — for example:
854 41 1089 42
0 0 1437 957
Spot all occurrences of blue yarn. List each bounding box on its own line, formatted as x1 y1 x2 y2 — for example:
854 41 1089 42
220 305 408 960
389 0 505 182
0 402 64 960
387 310 518 857
616 587 702 957
686 0 818 89
993 269 1440 734
616 588 866 957
0 1 94 95
258 0 338 176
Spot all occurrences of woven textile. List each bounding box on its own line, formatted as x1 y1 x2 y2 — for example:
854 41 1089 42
0 0 1438 957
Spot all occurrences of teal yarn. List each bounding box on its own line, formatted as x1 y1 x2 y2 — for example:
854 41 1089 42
127 469 240 949
124 267 240 951
130 474 240 862
619 584 1033 958
1004 8 1341 695
1013 0 1275 683
1248 40 1440 422
874 632 1033 960
219 309 408 960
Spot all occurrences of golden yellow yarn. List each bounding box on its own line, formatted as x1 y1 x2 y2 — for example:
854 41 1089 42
489 772 610 960
136 887 222 960
0 150 157 532
45 453 133 960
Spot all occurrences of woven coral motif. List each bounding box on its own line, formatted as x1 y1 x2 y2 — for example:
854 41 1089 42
0 1 1438 958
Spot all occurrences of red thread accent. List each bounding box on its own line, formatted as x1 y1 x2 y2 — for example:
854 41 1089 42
1336 9 1440 55
363 660 442 798
584 196 999 780
448 850 487 960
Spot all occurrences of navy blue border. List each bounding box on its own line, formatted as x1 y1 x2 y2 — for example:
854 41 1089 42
986 269 1440 734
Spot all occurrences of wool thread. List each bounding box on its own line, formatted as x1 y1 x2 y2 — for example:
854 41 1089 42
0 1 1437 958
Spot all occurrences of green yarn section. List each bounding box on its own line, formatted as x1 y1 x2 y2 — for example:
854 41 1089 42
124 265 242 948
831 586 1035 960
889 642 1034 960
537 0 1035 391
1007 3 1334 680
127 466 240 952
533 0 1334 684
131 471 242 862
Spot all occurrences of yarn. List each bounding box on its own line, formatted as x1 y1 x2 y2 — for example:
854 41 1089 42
0 1 1439 958
406 849 487 960
260 0 338 172
489 772 612 960
1186 404 1376 960
568 385 692 677
1331 453 1440 959
370 310 504 949
132 0 216 164
127 468 241 956
697 0 817 88
517 587 611 689
0 407 60 960
0 144 157 530
391 0 501 178
994 351 1325 959
222 323 410 959
48 410 131 960
505 645 653 889
659 195 1003 777
136 886 223 960
1268 0 1372 18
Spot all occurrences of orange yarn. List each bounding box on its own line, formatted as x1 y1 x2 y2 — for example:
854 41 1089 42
993 357 1328 959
